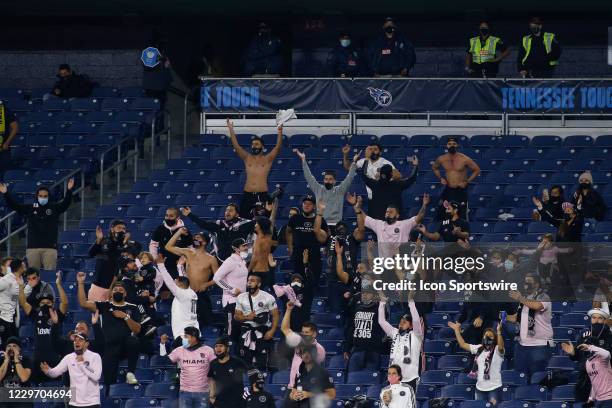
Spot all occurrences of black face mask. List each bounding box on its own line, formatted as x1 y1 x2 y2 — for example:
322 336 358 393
579 183 591 190
384 27 395 34
385 217 397 225
255 380 265 389
39 304 50 315
165 218 177 226
551 196 560 203
335 228 348 238
248 286 258 294
252 147 262 155
112 292 124 302
483 337 495 347
324 183 334 190
523 282 534 293
115 231 126 242
215 351 227 359
448 146 457 154
370 153 380 161
480 28 489 36
301 334 314 344
398 328 408 335
530 25 540 35
564 213 573 220
591 323 606 338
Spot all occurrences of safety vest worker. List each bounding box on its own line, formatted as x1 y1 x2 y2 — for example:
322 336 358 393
518 17 561 78
465 21 509 78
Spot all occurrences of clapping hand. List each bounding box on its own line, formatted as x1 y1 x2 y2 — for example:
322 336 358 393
293 149 306 161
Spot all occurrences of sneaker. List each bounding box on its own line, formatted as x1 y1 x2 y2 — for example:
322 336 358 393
126 372 138 385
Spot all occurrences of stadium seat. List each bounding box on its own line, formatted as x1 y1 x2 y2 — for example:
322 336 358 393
563 135 593 148
420 370 455 386
437 355 470 370
546 356 576 371
461 401 490 408
514 385 548 401
535 403 571 408
346 370 382 385
550 385 575 401
124 398 158 408
440 384 474 400
108 384 144 398
558 313 589 328
424 340 454 355
144 382 179 398
502 370 529 386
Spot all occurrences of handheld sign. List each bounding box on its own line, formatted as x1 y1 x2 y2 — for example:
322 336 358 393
141 47 161 68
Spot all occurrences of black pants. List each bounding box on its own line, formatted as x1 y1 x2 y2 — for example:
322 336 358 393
240 191 270 219
0 149 11 180
32 352 62 383
291 248 322 288
196 290 213 328
102 335 140 386
289 291 313 333
0 318 17 348
469 63 499 78
251 270 275 292
239 326 271 371
223 303 242 353
438 186 469 221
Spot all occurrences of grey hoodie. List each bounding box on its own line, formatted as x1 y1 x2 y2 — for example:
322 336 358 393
302 160 357 224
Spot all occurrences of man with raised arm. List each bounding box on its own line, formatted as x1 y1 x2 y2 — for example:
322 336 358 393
378 291 423 392
166 228 218 330
226 119 283 218
432 137 480 221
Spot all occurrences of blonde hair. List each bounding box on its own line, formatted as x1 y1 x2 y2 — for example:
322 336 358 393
138 252 154 263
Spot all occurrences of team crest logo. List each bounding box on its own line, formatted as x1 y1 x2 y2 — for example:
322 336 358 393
258 302 264 307
200 353 205 358
46 209 53 215
259 396 267 402
367 87 393 107
394 228 400 233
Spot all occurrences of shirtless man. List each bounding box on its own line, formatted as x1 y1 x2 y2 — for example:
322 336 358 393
432 137 480 221
165 228 219 329
248 216 275 291
227 119 283 218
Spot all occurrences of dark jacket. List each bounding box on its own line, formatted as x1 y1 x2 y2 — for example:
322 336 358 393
359 162 417 220
367 34 416 75
4 188 73 249
572 189 606 221
188 213 255 262
344 300 385 353
53 73 94 98
517 33 561 72
538 206 583 242
244 34 283 76
328 45 363 77
142 65 172 92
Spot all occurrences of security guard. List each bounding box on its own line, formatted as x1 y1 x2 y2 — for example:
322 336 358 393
367 17 416 77
0 101 19 180
465 21 509 78
518 17 561 78
327 32 363 77
244 22 283 77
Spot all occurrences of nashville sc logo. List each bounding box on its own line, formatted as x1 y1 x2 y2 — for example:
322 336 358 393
367 87 393 107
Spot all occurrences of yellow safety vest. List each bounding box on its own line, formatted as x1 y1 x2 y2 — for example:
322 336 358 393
522 32 558 66
469 36 500 64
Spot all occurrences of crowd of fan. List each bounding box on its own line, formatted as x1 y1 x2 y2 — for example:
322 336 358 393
0 123 610 408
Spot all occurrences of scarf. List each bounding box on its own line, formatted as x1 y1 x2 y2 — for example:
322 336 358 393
469 345 496 380
517 289 543 337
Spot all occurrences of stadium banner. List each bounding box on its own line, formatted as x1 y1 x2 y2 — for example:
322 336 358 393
200 78 612 113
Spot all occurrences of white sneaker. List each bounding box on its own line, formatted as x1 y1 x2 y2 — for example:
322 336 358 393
126 372 138 385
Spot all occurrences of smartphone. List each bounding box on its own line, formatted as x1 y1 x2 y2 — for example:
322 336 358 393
500 311 507 324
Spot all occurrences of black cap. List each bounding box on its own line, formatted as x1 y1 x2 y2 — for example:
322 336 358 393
446 136 459 143
118 256 135 269
290 273 304 283
6 336 21 348
184 326 200 339
400 314 413 323
38 293 55 303
445 200 460 210
215 335 230 346
231 238 247 249
302 195 316 204
248 368 264 385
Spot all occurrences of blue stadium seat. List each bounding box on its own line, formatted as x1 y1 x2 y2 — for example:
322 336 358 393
101 97 130 112
533 160 564 173
471 134 499 147
535 403 571 408
440 384 474 400
420 370 455 385
408 134 439 147
502 370 529 386
129 97 160 112
198 134 227 146
515 173 549 185
499 402 532 408
531 135 562 147
42 97 70 112
564 135 593 148
380 134 409 147
289 134 318 147
544 148 577 161
510 208 537 221
123 398 158 408
504 184 539 197
108 384 144 398
350 133 379 147
53 111 85 125
527 222 557 234
500 135 530 148
513 149 547 161
335 385 368 398
416 384 437 401
437 355 470 370
514 385 548 401
546 356 576 371
493 221 525 234
550 385 575 401
461 402 490 408
346 371 382 385
59 230 90 244
456 373 477 385
482 148 515 161
594 135 612 147
70 97 101 112
144 382 178 398
327 354 346 370
558 313 589 328
149 169 183 182
440 134 469 146
270 370 290 384
96 205 128 218
320 134 348 147
424 340 454 356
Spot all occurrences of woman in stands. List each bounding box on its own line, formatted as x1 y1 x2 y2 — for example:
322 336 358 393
380 365 417 408
449 321 505 406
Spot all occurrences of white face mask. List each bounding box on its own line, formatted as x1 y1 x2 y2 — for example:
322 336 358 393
240 251 249 260
340 39 351 47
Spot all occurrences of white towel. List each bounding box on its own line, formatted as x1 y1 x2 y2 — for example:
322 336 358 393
276 109 297 127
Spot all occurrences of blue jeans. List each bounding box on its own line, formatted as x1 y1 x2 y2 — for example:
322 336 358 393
348 350 381 372
179 391 209 408
513 343 551 381
475 388 501 405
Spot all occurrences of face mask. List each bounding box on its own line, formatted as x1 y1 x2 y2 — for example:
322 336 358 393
324 183 334 190
361 297 373 305
591 323 605 338
504 260 514 271
252 147 263 155
336 229 348 238
385 217 397 225
248 286 258 294
193 240 202 248
112 292 124 302
240 251 249 260
182 337 190 348
38 197 49 206
551 196 560 203
301 335 314 344
483 337 495 347
39 304 50 314
579 183 591 190
384 26 395 34
255 380 265 388
398 328 407 335
290 281 303 289
523 282 534 293
165 218 177 226
370 153 380 161
530 25 540 35
340 39 351 47
564 213 573 220
480 28 489 36
115 231 125 242
448 146 457 154
74 348 84 355
215 350 227 359
387 375 398 384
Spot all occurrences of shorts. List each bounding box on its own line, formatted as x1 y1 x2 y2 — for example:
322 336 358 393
240 191 270 219
196 290 213 326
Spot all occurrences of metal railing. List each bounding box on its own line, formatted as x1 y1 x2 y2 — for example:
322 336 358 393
0 168 85 256
98 137 139 205
150 110 172 170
